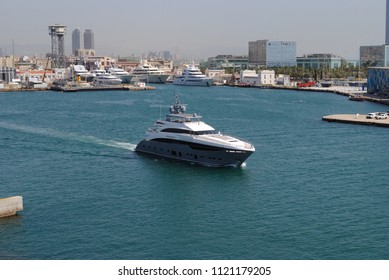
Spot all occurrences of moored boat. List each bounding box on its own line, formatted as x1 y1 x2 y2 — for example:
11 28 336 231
173 64 213 87
130 60 170 83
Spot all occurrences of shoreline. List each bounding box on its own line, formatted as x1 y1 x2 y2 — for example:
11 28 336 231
0 84 155 93
228 83 389 106
2 83 389 106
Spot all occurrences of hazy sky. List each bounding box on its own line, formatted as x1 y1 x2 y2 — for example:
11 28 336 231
0 0 386 60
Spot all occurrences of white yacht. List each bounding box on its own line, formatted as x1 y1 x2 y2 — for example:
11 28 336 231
107 67 131 83
70 65 95 81
91 69 107 76
130 60 170 83
173 64 213 87
94 73 122 85
135 96 255 167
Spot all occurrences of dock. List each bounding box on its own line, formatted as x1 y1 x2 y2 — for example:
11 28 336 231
322 114 389 127
51 84 155 92
0 196 23 218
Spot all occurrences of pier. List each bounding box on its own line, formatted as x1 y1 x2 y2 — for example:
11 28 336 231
322 114 389 127
0 196 23 218
51 84 155 92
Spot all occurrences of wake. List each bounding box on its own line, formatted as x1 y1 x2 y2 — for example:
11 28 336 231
0 121 137 151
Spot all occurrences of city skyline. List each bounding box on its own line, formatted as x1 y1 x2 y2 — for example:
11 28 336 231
0 0 386 60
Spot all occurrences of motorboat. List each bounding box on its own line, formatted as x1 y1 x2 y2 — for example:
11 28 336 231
349 93 365 101
173 64 213 87
130 60 170 83
135 95 255 167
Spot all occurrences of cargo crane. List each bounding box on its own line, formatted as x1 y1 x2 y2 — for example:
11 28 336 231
42 57 50 83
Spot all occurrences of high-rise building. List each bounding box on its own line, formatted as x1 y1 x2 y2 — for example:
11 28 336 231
72 28 82 55
84 29 94 50
248 40 296 67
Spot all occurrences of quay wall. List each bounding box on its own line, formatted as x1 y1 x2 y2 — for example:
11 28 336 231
0 196 24 218
322 114 389 127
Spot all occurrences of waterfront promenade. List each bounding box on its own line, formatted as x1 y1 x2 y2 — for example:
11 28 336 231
272 85 389 106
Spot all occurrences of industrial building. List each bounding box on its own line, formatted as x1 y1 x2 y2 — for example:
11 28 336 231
0 66 16 83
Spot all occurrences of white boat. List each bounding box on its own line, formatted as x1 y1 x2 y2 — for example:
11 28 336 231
107 67 131 83
70 65 95 81
91 69 107 76
130 60 170 83
135 95 255 167
94 73 122 85
173 64 213 87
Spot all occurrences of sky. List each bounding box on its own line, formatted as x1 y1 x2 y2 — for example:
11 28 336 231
0 0 386 60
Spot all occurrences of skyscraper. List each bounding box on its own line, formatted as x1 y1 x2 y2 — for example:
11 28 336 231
72 28 82 55
84 29 94 50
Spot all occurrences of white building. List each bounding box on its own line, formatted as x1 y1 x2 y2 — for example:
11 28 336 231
240 70 258 85
276 74 291 86
205 69 225 78
258 70 275 85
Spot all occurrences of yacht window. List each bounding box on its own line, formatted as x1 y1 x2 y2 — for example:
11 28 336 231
195 130 218 135
161 128 191 134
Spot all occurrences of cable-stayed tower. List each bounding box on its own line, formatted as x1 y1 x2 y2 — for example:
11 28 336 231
49 24 67 68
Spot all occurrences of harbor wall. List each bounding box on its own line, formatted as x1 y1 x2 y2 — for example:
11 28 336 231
0 196 23 218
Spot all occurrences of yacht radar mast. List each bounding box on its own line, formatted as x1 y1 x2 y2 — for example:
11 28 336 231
169 95 187 114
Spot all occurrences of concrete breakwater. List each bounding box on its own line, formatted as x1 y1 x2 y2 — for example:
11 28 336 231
0 196 23 218
322 114 389 127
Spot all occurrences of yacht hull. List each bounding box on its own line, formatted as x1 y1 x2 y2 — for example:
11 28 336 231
135 139 253 167
172 80 212 87
131 74 170 84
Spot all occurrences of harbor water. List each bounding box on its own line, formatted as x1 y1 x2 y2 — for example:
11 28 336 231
0 85 388 259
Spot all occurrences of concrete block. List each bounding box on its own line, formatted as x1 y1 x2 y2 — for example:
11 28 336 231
0 196 23 218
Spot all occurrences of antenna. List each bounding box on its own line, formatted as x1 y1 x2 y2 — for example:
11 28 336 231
159 101 162 121
12 39 15 68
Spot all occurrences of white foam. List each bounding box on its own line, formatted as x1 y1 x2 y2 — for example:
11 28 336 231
0 121 136 151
